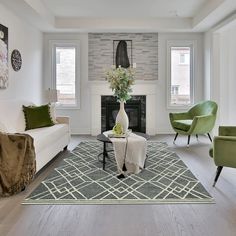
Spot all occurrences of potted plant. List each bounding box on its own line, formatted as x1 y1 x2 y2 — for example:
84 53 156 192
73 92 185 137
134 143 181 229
105 65 135 134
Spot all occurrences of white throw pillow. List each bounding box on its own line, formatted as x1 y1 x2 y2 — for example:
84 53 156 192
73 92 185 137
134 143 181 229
49 103 58 124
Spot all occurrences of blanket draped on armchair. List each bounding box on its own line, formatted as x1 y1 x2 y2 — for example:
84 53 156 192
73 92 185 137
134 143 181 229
0 132 36 197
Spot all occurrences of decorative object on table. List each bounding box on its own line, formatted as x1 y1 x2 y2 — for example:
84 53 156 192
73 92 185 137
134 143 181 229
0 132 36 197
11 49 22 71
113 40 132 68
109 126 132 138
116 100 129 133
105 66 135 133
23 141 213 204
0 24 8 89
169 100 218 147
209 126 236 187
112 123 123 135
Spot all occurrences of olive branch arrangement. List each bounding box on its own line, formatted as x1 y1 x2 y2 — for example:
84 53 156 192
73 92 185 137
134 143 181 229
105 65 135 102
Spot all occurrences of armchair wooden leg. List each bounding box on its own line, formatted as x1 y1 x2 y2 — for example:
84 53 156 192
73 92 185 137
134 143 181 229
173 133 178 144
213 166 223 187
207 133 212 142
187 135 191 147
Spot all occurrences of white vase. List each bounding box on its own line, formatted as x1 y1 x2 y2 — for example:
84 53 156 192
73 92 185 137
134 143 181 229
116 101 129 134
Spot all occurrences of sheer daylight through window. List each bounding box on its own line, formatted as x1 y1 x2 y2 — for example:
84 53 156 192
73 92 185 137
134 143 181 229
170 46 191 106
55 46 76 105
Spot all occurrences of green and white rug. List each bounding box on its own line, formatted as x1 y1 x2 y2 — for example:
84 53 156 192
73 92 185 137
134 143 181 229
23 141 213 204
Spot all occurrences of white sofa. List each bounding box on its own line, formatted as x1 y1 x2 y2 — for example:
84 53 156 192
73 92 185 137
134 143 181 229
0 100 70 172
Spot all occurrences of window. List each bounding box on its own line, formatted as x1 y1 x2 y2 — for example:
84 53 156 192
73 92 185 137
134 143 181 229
167 41 194 108
179 53 190 65
50 40 80 108
171 85 179 95
55 47 76 105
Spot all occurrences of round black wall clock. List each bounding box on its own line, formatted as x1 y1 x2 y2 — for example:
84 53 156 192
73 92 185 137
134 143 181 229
11 49 22 71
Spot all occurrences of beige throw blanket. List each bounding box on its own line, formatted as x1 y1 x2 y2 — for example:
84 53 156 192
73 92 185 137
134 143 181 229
0 132 36 197
104 131 147 174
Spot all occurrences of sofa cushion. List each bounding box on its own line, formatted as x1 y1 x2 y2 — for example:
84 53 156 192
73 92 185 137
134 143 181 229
0 100 33 133
172 119 193 131
23 104 54 130
49 103 58 124
23 124 69 153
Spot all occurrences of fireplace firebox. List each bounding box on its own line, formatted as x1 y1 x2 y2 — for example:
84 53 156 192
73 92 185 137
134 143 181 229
101 96 146 133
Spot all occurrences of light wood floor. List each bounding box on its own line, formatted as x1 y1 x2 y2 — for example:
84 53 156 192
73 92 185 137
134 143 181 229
1 134 236 236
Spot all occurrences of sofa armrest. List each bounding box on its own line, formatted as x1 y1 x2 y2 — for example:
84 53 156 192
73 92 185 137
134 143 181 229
213 136 236 167
56 116 70 125
219 126 236 136
169 112 190 122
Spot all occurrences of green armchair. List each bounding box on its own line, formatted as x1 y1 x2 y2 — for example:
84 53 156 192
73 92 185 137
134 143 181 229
169 100 218 146
210 126 236 187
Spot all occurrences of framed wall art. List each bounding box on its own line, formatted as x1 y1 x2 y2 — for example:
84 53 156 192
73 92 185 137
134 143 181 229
113 40 132 68
0 23 8 89
11 49 22 71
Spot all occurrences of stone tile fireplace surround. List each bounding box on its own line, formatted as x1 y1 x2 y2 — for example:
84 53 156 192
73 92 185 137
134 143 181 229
91 82 157 135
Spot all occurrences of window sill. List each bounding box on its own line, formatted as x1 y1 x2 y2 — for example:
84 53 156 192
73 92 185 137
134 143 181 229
56 105 80 110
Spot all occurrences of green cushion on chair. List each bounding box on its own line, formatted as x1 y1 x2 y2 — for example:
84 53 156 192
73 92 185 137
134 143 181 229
172 119 193 131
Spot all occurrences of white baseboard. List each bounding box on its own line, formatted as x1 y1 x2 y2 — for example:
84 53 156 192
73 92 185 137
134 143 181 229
71 133 91 135
71 132 176 136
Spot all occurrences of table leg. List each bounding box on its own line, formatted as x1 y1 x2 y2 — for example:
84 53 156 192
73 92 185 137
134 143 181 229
103 142 107 170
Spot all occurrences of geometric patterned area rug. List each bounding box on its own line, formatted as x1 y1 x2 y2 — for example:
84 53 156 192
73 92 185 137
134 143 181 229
23 141 214 204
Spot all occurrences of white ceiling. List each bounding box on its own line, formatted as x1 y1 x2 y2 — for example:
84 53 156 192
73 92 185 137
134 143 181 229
42 0 208 18
1 0 236 32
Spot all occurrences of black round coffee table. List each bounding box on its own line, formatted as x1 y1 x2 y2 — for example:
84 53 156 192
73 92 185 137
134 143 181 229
96 132 149 170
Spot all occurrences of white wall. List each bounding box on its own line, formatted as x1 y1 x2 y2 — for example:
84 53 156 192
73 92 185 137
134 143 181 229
211 27 236 127
203 31 212 100
157 33 204 134
204 19 236 135
226 28 236 124
43 33 90 134
0 3 43 103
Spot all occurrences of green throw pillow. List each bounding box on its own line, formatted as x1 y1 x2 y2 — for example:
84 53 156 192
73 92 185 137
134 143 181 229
23 104 54 130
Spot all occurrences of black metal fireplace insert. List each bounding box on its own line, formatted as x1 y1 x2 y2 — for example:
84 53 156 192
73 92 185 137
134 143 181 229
101 95 146 133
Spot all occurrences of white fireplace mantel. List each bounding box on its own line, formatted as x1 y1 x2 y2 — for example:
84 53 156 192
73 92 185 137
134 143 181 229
90 81 157 136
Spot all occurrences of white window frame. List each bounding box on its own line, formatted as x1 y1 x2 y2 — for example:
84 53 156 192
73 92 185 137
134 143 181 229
166 40 195 109
49 40 80 109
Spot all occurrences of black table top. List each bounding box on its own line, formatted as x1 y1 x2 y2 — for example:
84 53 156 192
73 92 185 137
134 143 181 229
97 132 150 143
